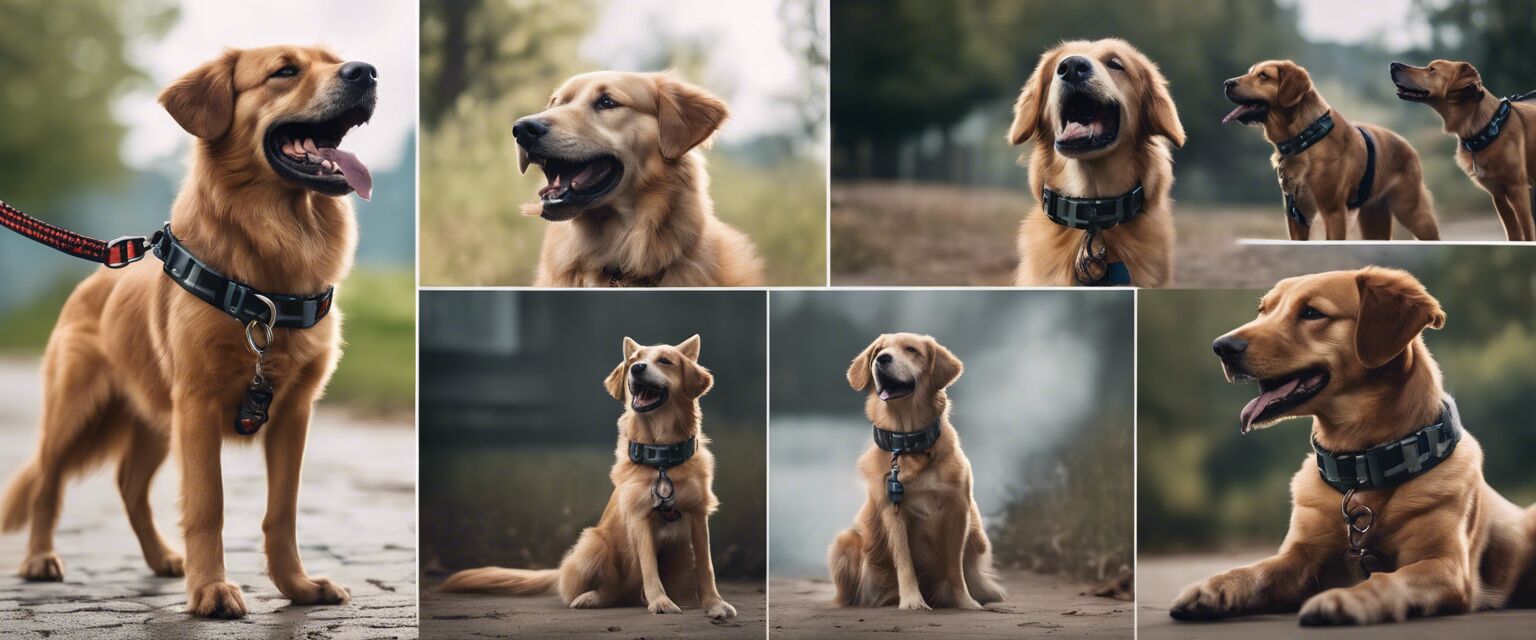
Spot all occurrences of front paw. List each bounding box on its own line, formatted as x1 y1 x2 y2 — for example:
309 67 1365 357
1299 587 1400 626
150 552 184 577
955 595 984 611
647 596 682 614
898 596 932 611
1169 572 1258 620
704 599 737 619
187 580 248 619
19 552 63 581
283 576 352 606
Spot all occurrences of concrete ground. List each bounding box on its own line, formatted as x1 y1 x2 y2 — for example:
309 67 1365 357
1139 552 1536 640
769 569 1132 639
420 578 765 639
0 359 418 639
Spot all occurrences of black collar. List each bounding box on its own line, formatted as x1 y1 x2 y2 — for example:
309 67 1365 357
151 224 333 329
872 420 942 454
1461 99 1513 152
627 436 696 469
1312 399 1461 492
602 265 665 287
1275 112 1335 156
1041 184 1144 231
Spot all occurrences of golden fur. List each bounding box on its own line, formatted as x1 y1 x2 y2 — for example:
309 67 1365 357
827 334 1005 610
1392 60 1536 241
1224 60 1441 240
1008 38 1185 287
439 336 737 620
0 46 374 618
517 71 764 287
1171 268 1536 625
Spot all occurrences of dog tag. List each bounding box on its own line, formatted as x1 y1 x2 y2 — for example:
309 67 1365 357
235 378 273 435
1353 548 1385 577
886 468 905 504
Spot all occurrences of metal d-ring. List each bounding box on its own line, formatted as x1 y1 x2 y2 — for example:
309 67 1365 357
244 294 277 357
1342 488 1374 534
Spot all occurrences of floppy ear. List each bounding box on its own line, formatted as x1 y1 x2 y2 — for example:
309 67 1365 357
677 334 701 361
1451 62 1485 100
158 50 239 140
605 337 643 400
1141 58 1186 147
683 361 714 398
846 336 883 392
1354 269 1446 369
929 341 964 389
656 75 729 160
1276 62 1313 109
1007 50 1055 145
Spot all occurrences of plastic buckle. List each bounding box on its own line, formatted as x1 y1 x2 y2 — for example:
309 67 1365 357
104 235 149 269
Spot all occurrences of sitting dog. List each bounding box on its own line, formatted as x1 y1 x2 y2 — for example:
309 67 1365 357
1392 59 1536 241
441 335 737 620
1171 267 1536 625
828 333 1005 609
1223 60 1441 241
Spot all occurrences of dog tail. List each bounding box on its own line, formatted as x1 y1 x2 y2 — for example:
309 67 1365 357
0 461 40 533
439 567 559 595
828 529 865 606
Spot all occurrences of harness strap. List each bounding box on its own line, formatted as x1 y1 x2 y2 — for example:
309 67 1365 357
1276 118 1376 226
1275 112 1335 156
1348 127 1377 209
1312 399 1460 492
0 200 148 268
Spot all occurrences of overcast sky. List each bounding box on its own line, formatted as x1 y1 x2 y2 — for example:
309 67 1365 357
1293 0 1428 50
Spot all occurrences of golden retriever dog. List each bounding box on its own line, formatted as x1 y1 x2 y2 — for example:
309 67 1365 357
514 71 764 287
828 333 1005 610
1008 38 1185 287
1171 267 1536 625
1392 60 1536 241
0 46 376 617
440 335 737 620
1223 61 1441 241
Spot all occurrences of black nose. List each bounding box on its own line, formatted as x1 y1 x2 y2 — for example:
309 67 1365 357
630 362 647 375
1057 55 1093 84
875 353 893 365
1212 335 1249 361
1223 78 1238 90
513 118 550 144
339 61 377 88
1389 61 1406 73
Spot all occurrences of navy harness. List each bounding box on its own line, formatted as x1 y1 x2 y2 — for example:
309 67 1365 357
1275 112 1376 228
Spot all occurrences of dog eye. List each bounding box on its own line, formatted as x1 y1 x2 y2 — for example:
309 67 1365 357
903 346 918 354
1257 72 1270 81
657 357 673 366
1105 58 1124 71
1299 306 1326 320
594 94 620 110
269 65 299 79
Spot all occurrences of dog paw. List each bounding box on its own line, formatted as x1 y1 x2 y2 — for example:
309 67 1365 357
704 599 737 619
898 597 932 611
647 596 682 614
955 595 985 611
19 552 64 582
570 591 603 609
1169 572 1256 620
187 581 248 619
150 552 184 578
1299 588 1400 626
283 576 351 606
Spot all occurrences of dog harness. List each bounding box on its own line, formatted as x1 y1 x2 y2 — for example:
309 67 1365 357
628 436 697 523
872 420 942 505
1460 90 1536 152
1273 112 1376 228
1040 185 1142 286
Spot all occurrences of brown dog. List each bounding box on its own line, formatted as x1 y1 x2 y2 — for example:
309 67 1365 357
0 46 375 618
440 335 737 620
1171 267 1536 625
828 333 1005 610
1008 38 1185 287
514 71 764 287
1223 61 1441 241
1392 60 1536 241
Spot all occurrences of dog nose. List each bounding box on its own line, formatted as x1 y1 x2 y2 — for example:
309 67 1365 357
630 362 647 375
1057 56 1093 84
513 118 550 144
1389 61 1406 73
339 62 377 88
1223 78 1238 91
1212 335 1249 360
875 353 893 365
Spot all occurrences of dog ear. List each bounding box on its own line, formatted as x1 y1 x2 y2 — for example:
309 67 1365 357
1276 61 1313 109
846 336 883 392
605 337 642 400
159 50 239 140
622 336 642 359
1451 61 1484 100
1007 50 1056 145
929 341 964 389
656 74 729 161
677 334 701 361
683 361 715 398
1141 57 1186 148
1354 268 1446 369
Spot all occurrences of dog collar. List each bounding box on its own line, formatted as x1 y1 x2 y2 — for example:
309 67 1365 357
1275 112 1335 156
602 265 665 288
1461 99 1513 152
627 436 697 469
1041 184 1144 231
872 420 942 454
1281 126 1375 228
1311 398 1461 492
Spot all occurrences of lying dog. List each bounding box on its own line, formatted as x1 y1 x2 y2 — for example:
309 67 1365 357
1171 267 1536 625
513 72 764 287
441 335 737 620
828 333 1005 609
1392 60 1536 241
1224 60 1441 241
0 46 376 618
1008 38 1185 287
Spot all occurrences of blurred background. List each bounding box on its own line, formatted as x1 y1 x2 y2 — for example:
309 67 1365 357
830 0 1536 285
419 0 828 285
769 290 1133 585
0 0 416 415
1138 248 1536 555
419 291 766 583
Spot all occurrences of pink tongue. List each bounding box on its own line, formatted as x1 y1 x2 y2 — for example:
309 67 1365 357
568 162 606 190
317 147 372 200
1222 104 1256 124
1239 378 1302 433
1060 120 1100 141
878 389 891 401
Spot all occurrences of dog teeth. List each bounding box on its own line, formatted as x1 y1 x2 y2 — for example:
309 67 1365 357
303 138 319 154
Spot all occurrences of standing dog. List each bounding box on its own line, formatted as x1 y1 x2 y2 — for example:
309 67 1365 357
441 335 737 620
1008 38 1185 287
1223 60 1441 241
514 71 764 287
0 46 376 618
1392 60 1536 241
828 333 1005 610
1171 268 1536 625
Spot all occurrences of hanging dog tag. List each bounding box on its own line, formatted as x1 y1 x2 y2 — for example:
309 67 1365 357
1351 548 1385 577
235 377 273 435
886 467 905 504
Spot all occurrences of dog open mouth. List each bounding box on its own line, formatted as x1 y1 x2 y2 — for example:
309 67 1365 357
264 103 374 200
1222 100 1270 125
629 379 669 413
874 371 915 402
1394 83 1432 102
1235 368 1329 433
530 154 623 219
1056 91 1121 153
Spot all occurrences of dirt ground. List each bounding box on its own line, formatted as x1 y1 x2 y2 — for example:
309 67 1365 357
419 578 765 639
830 181 1511 287
1139 552 1536 639
769 569 1131 639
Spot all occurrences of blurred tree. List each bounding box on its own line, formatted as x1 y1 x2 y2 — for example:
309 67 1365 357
780 0 830 149
1414 0 1536 96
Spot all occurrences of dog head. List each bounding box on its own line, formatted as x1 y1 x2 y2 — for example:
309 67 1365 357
1009 38 1185 158
1212 268 1445 434
513 71 729 221
1389 58 1490 130
847 333 963 403
158 45 377 200
605 334 713 414
1221 60 1314 127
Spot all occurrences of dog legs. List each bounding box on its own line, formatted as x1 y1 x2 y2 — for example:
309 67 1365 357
829 528 866 606
1298 556 1471 625
262 398 350 606
1386 184 1441 240
1170 548 1321 619
940 507 984 610
878 506 929 610
1320 209 1349 240
117 423 183 577
626 515 680 613
176 400 245 619
687 512 736 619
1486 184 1532 241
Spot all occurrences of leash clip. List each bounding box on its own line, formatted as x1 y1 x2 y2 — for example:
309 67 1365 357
103 235 149 269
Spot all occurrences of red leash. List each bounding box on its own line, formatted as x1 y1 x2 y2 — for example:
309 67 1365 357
0 200 149 268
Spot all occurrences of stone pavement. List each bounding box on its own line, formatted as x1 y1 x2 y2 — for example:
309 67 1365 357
420 578 765 639
0 359 418 639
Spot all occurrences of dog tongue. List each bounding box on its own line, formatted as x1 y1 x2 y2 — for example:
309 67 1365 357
1060 120 1100 141
317 147 372 200
1222 104 1258 125
568 161 609 191
1239 377 1302 433
878 389 892 401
